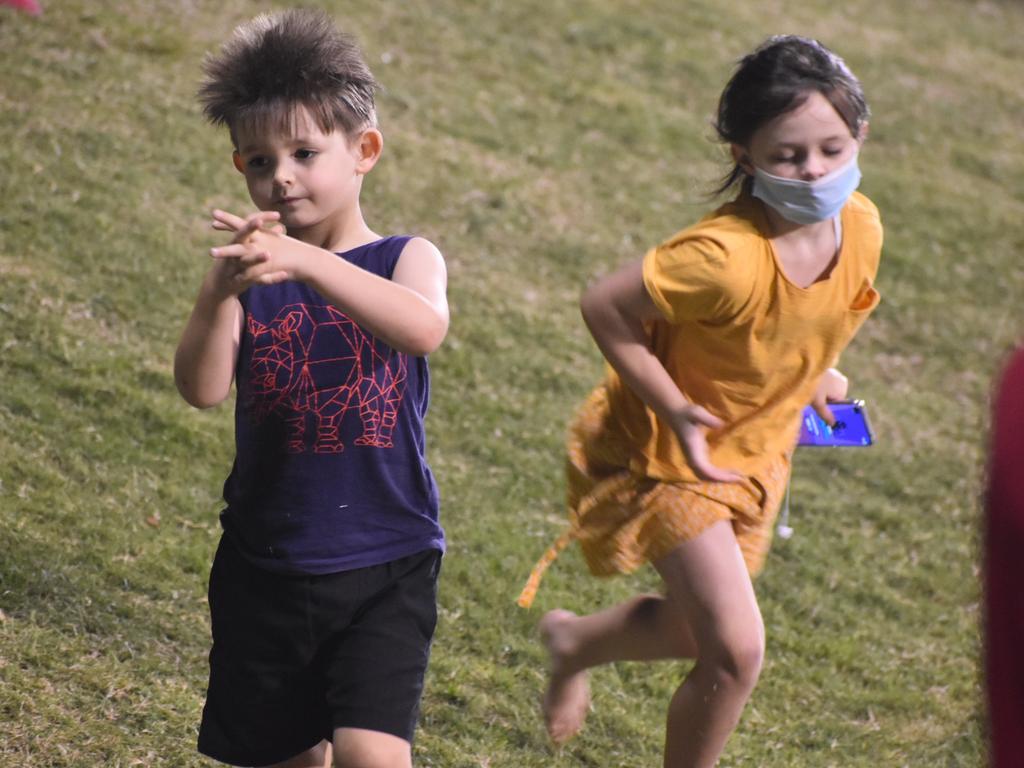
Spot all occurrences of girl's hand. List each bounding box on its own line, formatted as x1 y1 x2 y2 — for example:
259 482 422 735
579 259 743 484
673 405 744 483
810 367 849 426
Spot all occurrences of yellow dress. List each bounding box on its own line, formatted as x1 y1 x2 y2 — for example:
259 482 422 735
518 192 882 608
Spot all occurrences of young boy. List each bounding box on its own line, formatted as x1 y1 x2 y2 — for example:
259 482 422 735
174 10 449 768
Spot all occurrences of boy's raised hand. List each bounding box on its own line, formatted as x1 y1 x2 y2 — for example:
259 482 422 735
210 208 287 237
208 209 293 289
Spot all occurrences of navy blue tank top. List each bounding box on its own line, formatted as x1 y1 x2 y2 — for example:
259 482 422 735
220 236 444 575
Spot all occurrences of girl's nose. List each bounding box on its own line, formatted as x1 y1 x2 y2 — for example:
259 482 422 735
801 153 828 181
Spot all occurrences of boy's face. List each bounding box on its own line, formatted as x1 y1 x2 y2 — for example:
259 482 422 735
232 106 379 239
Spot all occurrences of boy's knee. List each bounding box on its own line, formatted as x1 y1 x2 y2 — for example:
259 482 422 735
332 728 411 768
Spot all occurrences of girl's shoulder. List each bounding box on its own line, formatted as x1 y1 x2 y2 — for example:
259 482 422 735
644 199 769 324
845 190 881 220
842 191 884 258
657 195 771 266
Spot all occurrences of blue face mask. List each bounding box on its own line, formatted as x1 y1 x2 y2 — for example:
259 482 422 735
751 153 861 225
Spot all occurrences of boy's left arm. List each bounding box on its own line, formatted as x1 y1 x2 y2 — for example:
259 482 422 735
305 237 448 355
211 210 448 356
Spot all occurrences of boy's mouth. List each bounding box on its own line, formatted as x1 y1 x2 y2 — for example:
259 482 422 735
277 196 303 205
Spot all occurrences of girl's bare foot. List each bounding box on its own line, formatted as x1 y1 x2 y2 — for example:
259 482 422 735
540 609 590 744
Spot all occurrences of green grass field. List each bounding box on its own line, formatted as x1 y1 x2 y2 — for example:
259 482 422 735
2 0 1022 765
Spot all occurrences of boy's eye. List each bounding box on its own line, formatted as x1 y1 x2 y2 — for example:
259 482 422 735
295 149 317 160
247 157 270 169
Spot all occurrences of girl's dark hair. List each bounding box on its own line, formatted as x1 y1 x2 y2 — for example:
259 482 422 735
713 35 869 196
198 8 379 146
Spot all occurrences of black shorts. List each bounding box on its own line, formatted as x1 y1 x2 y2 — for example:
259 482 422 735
198 536 441 767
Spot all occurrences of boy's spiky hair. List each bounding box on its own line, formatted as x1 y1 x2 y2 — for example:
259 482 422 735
198 8 379 145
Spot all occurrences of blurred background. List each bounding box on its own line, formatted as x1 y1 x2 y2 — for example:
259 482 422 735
1 0 1021 765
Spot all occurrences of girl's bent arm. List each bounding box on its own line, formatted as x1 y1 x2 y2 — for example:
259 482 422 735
174 271 243 409
580 258 741 483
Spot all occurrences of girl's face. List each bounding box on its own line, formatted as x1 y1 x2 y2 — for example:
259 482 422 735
733 90 865 182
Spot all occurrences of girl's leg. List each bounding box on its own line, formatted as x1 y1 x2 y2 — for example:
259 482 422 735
652 520 764 768
541 519 763 766
541 586 699 742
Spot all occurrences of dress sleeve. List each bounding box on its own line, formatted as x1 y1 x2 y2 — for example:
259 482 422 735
642 234 750 324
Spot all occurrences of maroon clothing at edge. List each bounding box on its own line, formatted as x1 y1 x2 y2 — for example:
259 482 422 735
986 346 1024 766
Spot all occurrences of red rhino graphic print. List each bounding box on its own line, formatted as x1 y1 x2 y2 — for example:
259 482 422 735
246 303 407 454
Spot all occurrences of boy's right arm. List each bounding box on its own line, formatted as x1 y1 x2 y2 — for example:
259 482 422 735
174 264 243 409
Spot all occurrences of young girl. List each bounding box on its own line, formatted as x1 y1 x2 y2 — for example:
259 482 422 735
521 36 881 766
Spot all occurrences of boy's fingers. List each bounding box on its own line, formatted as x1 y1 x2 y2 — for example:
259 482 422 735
245 252 271 265
244 210 281 227
230 219 267 244
235 224 259 242
211 210 282 241
256 270 290 285
213 209 280 231
211 244 266 259
211 209 247 230
233 212 281 241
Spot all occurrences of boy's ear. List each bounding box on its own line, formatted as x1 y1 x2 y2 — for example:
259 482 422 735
730 144 754 175
232 151 245 174
354 128 383 174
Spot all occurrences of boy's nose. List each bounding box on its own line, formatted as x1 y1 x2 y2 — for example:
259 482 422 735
273 161 295 186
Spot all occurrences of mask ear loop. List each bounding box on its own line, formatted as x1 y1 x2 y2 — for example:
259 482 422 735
777 476 794 539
